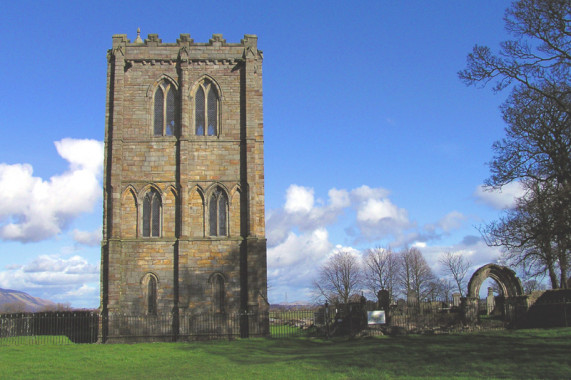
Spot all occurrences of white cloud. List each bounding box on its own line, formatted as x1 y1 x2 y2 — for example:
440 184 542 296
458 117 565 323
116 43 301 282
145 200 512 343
328 188 351 209
266 185 349 246
474 182 526 210
0 138 103 242
356 198 405 223
349 185 413 241
268 228 332 276
0 254 100 307
284 185 315 214
267 228 334 303
72 227 102 246
21 255 99 277
419 240 502 276
350 185 390 200
437 211 466 232
55 138 103 173
62 284 97 298
268 184 413 265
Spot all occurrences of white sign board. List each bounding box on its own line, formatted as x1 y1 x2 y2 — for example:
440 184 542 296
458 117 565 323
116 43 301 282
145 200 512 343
367 310 386 325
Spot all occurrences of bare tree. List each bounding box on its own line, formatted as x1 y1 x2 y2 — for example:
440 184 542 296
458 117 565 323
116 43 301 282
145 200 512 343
460 0 571 289
439 251 471 297
425 278 455 303
363 247 399 303
438 278 455 303
0 301 28 313
522 279 547 294
459 0 571 112
398 247 436 301
481 180 568 288
40 302 73 312
313 249 362 305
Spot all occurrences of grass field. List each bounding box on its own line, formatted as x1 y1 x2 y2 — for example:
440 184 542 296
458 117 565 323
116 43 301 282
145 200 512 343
1 328 570 379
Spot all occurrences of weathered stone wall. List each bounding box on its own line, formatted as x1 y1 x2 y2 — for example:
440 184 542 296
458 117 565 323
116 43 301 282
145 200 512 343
516 289 571 328
100 32 268 341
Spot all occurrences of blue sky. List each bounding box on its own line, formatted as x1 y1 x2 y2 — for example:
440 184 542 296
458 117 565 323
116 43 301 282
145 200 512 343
0 0 521 307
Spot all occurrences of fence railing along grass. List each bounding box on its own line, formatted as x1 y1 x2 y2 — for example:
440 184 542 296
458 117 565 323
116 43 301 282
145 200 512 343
103 311 268 342
1 297 568 345
0 311 98 345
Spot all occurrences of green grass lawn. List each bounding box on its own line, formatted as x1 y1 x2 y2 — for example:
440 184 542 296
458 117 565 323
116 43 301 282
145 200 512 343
1 328 570 379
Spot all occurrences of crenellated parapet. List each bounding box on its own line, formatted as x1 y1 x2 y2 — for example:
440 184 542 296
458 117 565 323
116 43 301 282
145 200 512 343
109 31 263 66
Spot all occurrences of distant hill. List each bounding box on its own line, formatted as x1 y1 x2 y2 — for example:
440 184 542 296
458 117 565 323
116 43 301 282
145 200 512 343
0 288 56 312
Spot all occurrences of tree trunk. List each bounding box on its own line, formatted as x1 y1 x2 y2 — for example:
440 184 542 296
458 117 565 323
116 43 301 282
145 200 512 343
548 264 559 289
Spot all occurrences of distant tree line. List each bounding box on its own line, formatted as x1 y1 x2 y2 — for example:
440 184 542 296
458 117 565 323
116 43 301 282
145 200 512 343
0 301 74 314
313 247 472 306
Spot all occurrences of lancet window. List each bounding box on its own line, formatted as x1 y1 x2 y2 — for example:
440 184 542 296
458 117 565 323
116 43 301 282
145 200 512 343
209 187 228 237
154 81 178 136
195 80 219 136
143 189 161 237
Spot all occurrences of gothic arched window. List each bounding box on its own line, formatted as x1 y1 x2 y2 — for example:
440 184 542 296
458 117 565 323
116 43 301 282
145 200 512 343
147 275 158 315
212 273 225 313
195 80 219 136
143 189 161 237
209 188 228 237
154 81 178 136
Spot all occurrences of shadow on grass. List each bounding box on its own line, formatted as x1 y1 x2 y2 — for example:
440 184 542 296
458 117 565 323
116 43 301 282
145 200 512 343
176 328 571 379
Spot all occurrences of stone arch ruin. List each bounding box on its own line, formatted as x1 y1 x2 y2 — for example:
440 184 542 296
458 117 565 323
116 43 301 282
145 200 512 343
463 264 524 323
467 264 524 298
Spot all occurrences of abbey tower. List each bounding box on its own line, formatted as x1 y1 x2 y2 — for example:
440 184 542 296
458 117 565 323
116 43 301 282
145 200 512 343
100 31 268 341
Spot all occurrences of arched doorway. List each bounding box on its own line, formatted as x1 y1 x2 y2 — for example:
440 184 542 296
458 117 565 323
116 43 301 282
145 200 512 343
467 264 524 298
463 264 524 323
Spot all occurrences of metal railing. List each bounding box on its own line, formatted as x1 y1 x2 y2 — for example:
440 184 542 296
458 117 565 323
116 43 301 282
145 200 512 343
0 311 98 345
2 299 569 345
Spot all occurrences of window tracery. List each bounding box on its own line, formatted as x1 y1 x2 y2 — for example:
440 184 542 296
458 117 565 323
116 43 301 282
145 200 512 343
143 189 161 237
195 80 219 136
209 187 228 237
154 80 178 136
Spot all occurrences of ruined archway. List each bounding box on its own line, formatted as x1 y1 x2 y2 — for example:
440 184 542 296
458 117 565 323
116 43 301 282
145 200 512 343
467 264 524 298
463 264 524 324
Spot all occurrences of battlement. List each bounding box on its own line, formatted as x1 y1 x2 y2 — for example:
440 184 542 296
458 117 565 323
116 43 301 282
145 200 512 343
112 30 257 48
110 30 260 63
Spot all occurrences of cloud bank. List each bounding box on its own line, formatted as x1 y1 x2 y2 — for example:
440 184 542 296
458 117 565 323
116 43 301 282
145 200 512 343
0 254 100 307
266 184 473 303
0 138 103 242
473 181 525 210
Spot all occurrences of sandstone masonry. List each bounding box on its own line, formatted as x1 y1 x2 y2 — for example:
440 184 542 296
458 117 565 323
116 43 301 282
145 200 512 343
100 31 268 341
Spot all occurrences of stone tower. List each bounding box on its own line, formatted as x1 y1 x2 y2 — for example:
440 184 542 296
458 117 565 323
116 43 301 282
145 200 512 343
100 31 268 341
